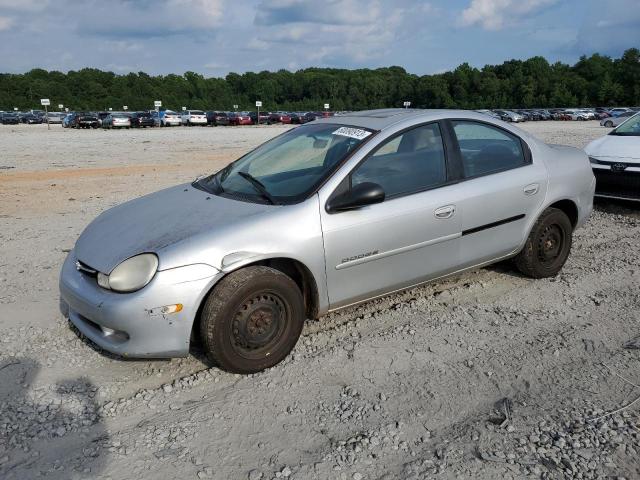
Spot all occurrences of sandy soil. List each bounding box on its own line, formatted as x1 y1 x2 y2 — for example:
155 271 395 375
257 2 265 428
0 121 638 480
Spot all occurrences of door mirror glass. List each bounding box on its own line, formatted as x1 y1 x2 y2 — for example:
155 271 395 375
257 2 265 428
327 182 385 212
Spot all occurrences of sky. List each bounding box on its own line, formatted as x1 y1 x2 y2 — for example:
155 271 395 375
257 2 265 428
0 0 638 77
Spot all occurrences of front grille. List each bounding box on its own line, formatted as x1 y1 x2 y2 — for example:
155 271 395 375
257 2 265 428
593 169 640 199
594 159 634 168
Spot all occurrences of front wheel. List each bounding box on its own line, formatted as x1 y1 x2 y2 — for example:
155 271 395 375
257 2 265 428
605 121 613 128
200 266 305 374
514 207 573 278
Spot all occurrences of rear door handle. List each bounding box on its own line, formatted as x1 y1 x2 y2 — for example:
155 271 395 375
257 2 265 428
524 183 539 195
434 205 456 219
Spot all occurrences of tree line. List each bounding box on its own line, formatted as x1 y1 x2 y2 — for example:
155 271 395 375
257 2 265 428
0 48 638 112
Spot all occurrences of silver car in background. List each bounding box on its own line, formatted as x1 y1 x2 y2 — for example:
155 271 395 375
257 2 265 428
47 112 64 124
493 110 525 122
102 113 131 129
60 109 595 373
600 111 634 128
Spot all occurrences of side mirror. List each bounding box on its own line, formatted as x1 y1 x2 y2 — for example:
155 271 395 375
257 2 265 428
327 182 385 213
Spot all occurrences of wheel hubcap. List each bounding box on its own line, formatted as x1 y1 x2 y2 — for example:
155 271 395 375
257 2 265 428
538 224 563 264
232 293 286 356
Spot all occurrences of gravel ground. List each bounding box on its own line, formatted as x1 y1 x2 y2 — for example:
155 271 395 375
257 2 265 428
0 121 639 480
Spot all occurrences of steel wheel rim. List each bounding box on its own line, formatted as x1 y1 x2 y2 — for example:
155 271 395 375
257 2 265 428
538 224 564 265
230 291 289 360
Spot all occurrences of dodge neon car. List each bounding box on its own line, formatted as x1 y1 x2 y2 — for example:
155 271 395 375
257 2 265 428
60 109 595 373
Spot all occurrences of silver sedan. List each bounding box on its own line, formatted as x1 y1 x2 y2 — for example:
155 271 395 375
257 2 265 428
600 112 634 128
60 109 595 373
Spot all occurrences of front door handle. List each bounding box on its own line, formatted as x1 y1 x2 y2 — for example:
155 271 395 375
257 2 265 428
524 183 539 195
434 205 456 219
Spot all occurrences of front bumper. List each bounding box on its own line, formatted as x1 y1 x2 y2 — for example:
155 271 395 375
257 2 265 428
59 251 223 358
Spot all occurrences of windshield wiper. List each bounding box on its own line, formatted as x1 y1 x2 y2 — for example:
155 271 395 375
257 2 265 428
237 172 278 205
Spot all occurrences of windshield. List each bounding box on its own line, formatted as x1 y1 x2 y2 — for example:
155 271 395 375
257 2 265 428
195 123 375 204
611 113 640 136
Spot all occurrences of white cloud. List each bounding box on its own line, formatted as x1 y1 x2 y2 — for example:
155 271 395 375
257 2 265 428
460 0 557 30
73 0 225 37
246 0 422 66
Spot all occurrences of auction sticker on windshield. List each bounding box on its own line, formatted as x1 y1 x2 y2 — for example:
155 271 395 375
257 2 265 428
332 127 372 140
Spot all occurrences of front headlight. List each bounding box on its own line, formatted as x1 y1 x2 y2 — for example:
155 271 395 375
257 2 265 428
97 253 158 293
588 156 599 164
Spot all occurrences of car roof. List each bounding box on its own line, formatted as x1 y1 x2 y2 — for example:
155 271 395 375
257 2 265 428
313 108 495 131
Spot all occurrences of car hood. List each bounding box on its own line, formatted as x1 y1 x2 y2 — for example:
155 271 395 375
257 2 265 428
584 135 640 162
74 184 271 273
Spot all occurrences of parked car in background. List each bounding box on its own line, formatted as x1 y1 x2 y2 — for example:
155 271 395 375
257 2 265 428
1 112 20 125
95 112 109 126
181 110 207 126
47 112 64 124
609 108 631 117
62 113 74 128
157 110 182 127
208 111 229 126
267 112 292 124
549 109 571 121
22 113 44 124
71 112 100 129
585 112 640 201
563 109 590 121
249 111 270 124
227 112 252 126
536 110 553 121
130 111 155 128
600 111 634 127
493 110 525 122
102 113 131 129
579 109 596 120
476 109 502 120
60 108 594 374
514 110 534 121
290 112 318 124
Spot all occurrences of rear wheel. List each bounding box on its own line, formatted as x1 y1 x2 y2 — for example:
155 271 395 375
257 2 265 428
605 121 613 127
514 207 573 278
200 266 305 374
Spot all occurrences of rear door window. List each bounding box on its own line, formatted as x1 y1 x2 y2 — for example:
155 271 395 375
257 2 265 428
452 121 526 178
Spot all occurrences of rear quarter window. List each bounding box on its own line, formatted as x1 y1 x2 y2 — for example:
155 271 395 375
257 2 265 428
452 121 527 178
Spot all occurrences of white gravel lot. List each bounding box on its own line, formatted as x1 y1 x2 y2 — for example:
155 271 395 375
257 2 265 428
0 121 639 480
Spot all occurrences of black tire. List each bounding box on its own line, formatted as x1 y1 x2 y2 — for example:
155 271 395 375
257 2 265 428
605 121 613 128
200 266 305 374
514 207 573 279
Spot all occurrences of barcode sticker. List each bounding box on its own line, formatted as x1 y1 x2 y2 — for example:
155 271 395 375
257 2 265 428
332 127 372 140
